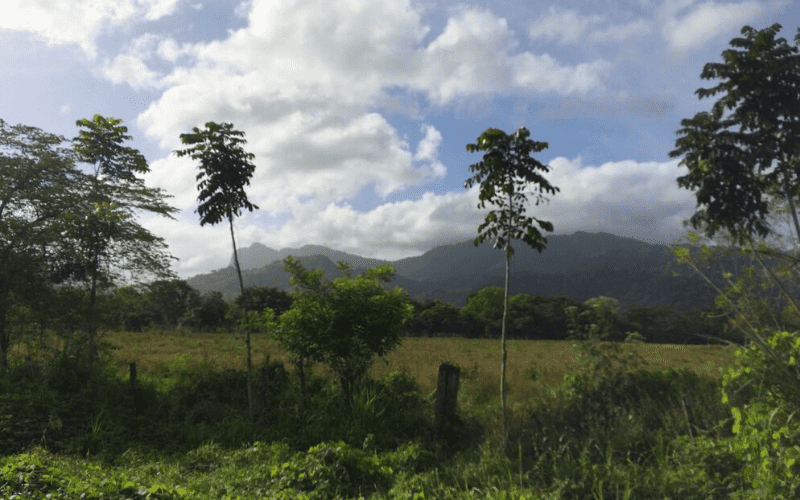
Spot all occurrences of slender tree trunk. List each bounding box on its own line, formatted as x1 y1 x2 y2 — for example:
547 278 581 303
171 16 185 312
501 247 510 451
298 360 307 420
0 307 8 370
230 216 254 422
87 248 99 370
782 171 800 244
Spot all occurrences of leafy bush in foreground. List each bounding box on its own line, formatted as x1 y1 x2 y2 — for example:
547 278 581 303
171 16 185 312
721 330 800 498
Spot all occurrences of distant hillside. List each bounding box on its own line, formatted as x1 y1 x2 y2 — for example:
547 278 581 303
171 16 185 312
230 243 388 270
188 231 762 311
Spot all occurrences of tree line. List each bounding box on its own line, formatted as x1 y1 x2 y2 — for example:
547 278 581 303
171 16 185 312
42 276 735 345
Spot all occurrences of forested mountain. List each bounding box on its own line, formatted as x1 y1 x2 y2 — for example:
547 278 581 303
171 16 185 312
188 231 747 311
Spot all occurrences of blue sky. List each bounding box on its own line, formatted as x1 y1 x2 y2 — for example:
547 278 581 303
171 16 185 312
2 0 798 278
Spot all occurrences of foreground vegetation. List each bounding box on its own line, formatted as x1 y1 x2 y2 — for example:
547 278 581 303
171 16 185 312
0 330 772 499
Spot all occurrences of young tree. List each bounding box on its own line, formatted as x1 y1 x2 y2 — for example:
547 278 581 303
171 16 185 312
65 115 177 364
174 121 259 419
464 126 559 448
278 256 413 402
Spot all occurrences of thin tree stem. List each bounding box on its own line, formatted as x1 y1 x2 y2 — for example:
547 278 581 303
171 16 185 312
783 170 800 245
230 216 254 421
501 250 509 451
230 217 245 296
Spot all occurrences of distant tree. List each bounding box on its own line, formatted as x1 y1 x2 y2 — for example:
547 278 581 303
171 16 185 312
98 285 151 332
520 295 582 340
63 114 177 365
464 126 559 448
278 256 413 401
181 291 229 331
417 301 464 336
174 121 259 419
235 286 293 317
146 279 201 328
0 119 80 368
461 287 504 336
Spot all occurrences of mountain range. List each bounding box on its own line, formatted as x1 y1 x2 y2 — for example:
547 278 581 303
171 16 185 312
187 231 750 312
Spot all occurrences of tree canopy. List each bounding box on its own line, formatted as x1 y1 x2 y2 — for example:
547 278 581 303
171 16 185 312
0 115 178 366
0 119 81 367
670 23 800 244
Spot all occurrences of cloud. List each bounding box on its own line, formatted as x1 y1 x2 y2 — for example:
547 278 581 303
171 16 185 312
102 54 164 90
528 8 605 44
0 0 180 58
527 7 650 45
588 19 651 43
659 0 773 53
136 0 611 213
414 125 447 178
100 33 194 89
512 54 612 96
415 8 612 103
543 157 695 242
151 155 697 278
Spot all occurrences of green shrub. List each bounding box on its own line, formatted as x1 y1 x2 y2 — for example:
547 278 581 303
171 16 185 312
522 368 728 469
268 441 392 498
721 330 800 498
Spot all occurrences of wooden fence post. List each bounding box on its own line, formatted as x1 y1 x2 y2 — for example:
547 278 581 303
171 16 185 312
129 362 140 412
435 362 460 437
129 362 137 389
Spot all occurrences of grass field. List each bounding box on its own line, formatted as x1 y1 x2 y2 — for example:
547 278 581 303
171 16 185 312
95 331 739 412
3 331 761 499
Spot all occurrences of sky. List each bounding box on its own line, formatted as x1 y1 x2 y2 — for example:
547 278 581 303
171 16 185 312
2 0 799 279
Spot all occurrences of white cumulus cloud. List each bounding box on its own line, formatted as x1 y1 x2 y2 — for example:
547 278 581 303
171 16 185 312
0 0 180 58
660 0 774 53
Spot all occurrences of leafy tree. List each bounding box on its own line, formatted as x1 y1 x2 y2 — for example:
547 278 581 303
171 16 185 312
666 21 800 346
668 26 800 492
278 256 413 401
181 291 228 331
235 286 293 317
669 23 800 245
463 126 559 447
565 296 647 386
146 279 201 329
514 295 581 340
62 115 177 364
0 119 82 368
417 301 465 336
97 285 151 332
174 121 259 419
461 286 504 336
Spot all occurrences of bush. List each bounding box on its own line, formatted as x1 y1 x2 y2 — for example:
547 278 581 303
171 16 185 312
721 330 800 498
268 441 392 499
521 368 729 467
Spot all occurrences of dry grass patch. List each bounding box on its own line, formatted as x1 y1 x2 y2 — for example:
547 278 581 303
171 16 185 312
97 332 737 410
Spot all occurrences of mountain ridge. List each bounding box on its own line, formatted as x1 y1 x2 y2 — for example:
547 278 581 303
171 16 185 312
189 231 730 311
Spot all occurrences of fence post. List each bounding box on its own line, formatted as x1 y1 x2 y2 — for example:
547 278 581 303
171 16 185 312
129 362 140 412
434 362 460 437
129 362 137 389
